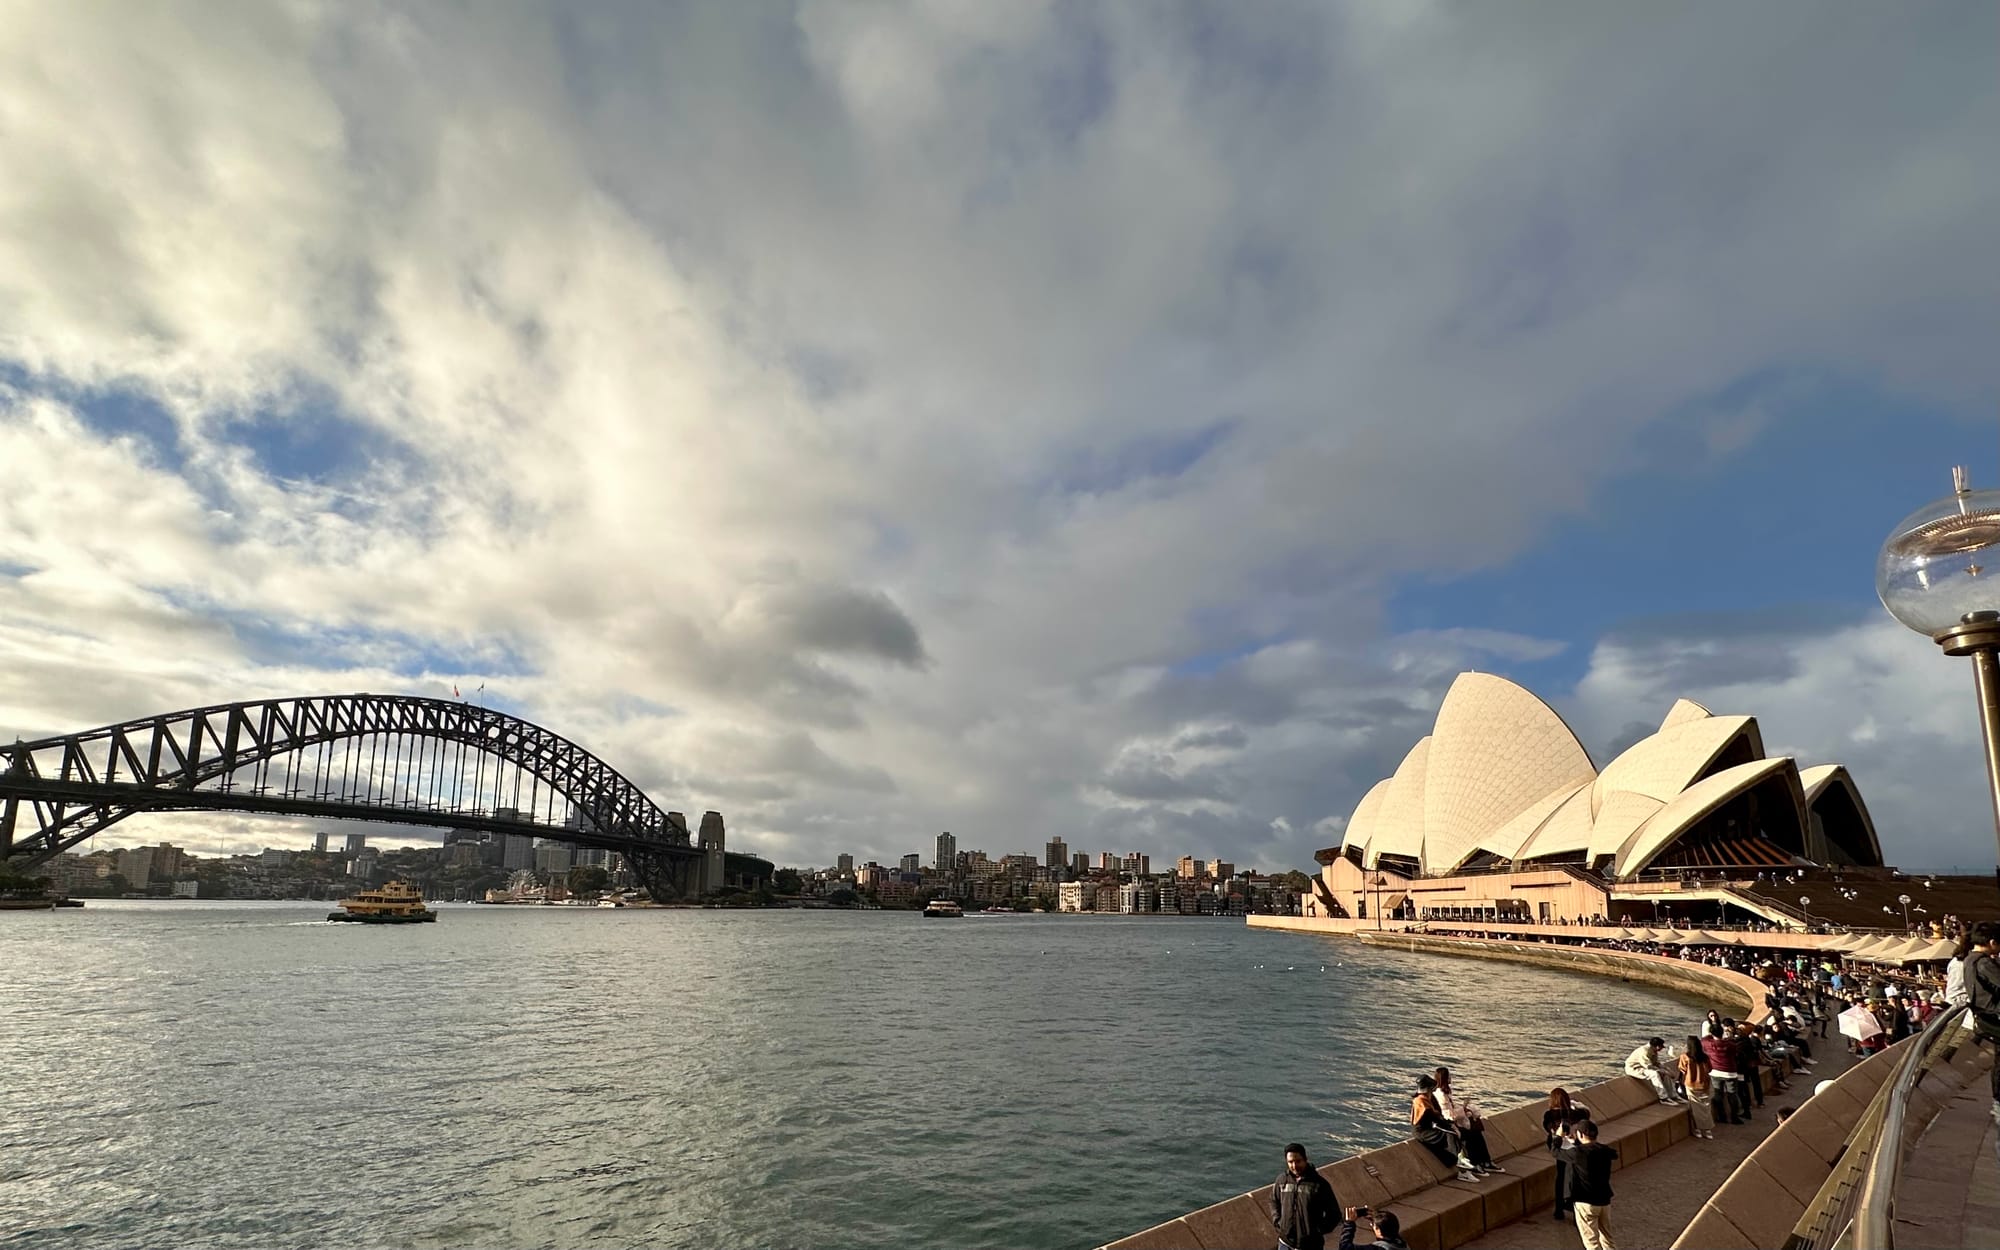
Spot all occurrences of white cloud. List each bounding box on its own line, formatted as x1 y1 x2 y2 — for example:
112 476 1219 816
0 3 1994 872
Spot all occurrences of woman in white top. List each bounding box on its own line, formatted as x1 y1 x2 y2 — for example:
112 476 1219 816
1946 932 1976 1008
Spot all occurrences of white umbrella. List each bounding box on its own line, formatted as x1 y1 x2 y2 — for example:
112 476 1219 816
1838 1004 1884 1042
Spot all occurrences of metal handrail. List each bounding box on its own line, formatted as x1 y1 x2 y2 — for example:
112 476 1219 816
1848 1004 1971 1248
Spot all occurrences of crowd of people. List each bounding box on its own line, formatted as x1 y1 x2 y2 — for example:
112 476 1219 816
1260 920 2000 1250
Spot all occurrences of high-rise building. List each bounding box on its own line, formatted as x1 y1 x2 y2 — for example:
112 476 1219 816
1207 859 1235 881
1045 838 1068 870
503 835 535 871
1177 855 1198 879
934 831 957 872
899 853 921 874
836 853 854 874
116 847 154 890
1121 853 1150 878
1071 852 1089 877
312 831 330 854
1097 852 1118 872
344 833 367 856
535 841 573 876
350 848 379 879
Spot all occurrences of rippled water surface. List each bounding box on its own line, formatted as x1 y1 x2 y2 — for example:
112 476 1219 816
0 904 1715 1248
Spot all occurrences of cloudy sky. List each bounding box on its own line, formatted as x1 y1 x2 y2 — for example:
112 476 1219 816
3 2 1996 872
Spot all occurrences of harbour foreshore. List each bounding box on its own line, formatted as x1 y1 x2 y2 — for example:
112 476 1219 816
1100 917 1785 1250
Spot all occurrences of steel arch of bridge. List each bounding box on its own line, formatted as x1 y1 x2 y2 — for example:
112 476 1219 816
0 694 724 898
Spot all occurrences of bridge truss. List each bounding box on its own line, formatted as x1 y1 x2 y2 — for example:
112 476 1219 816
0 694 739 899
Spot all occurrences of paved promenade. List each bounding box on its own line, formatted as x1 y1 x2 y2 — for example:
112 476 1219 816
1895 1084 2000 1248
1461 1044 1859 1250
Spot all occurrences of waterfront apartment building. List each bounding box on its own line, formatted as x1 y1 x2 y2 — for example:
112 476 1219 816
1045 837 1067 871
899 853 921 874
1094 884 1122 913
1058 881 1097 913
934 832 956 871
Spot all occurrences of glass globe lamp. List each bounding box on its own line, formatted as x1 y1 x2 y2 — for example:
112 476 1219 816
1877 467 2000 636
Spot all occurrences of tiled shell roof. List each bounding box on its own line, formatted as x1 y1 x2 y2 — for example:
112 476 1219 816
1422 672 1596 873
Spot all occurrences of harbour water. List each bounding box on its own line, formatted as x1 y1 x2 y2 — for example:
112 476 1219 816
1 903 1710 1249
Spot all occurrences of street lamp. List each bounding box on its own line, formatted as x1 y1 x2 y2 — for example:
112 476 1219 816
1877 466 2000 890
1898 893 1913 930
1799 895 1812 930
1371 874 1387 931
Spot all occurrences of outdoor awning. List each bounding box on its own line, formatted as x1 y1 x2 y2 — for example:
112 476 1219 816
1381 893 1407 912
1846 935 1903 959
1883 936 1953 962
1678 932 1728 947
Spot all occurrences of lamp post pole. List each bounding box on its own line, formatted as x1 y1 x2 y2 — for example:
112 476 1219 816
1372 875 1385 931
1898 892 1912 931
1877 467 2000 895
1799 895 1812 932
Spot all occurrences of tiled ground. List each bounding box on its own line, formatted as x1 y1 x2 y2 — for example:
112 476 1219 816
1460 1046 1858 1250
1895 1085 2000 1249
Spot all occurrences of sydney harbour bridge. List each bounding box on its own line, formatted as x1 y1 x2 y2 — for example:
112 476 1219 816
0 693 772 899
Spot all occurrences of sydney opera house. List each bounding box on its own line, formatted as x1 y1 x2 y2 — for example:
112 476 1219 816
1311 672 1895 929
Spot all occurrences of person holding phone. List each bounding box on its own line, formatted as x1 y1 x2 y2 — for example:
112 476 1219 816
1338 1206 1409 1250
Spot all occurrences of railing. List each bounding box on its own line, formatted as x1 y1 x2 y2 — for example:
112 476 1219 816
1852 1004 1972 1248
1781 1006 1969 1249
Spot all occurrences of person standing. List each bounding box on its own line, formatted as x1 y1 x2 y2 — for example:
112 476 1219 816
1965 923 2000 1119
1700 1030 1748 1124
1270 1142 1340 1250
1559 1119 1618 1250
1678 1035 1716 1139
1543 1088 1591 1220
1947 931 1976 1008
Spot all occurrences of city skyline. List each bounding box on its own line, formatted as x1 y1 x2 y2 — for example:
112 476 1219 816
1 6 1995 872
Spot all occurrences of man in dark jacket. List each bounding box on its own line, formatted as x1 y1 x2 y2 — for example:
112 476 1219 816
1967 923 2000 1111
1557 1120 1617 1250
1270 1142 1340 1250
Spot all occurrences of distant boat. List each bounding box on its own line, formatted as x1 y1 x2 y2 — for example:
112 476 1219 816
328 881 437 924
922 898 965 918
981 905 1017 914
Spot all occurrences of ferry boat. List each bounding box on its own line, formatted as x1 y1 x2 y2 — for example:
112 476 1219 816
328 880 437 924
921 898 964 918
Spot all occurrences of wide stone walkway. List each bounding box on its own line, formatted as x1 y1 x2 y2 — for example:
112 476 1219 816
1893 1084 2000 1248
1460 1043 1859 1250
